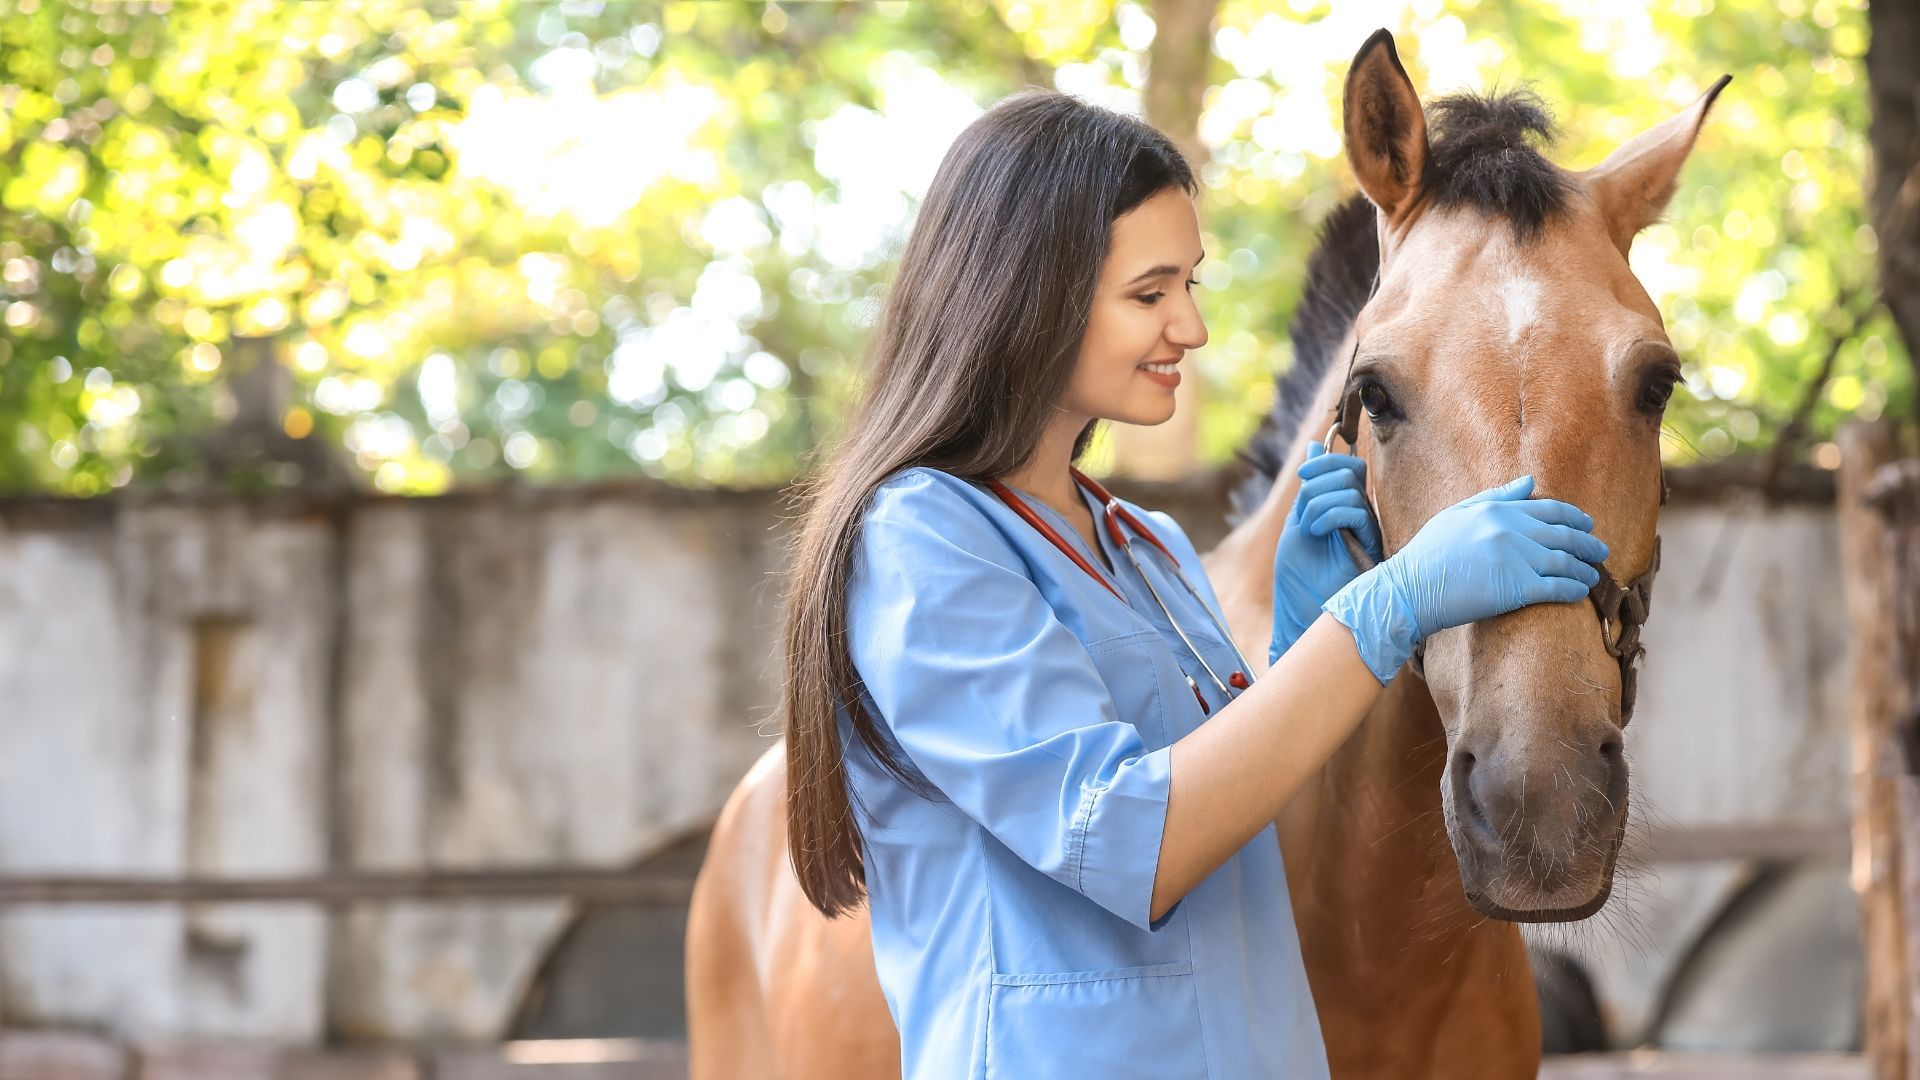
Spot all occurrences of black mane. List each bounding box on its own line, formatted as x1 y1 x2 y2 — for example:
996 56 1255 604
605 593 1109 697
1227 195 1377 525
1422 88 1573 243
1226 89 1571 523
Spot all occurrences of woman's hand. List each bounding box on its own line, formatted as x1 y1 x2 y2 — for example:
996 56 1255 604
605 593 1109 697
1269 441 1385 665
1321 474 1610 684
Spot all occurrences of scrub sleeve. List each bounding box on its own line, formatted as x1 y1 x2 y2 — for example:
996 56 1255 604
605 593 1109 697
847 490 1183 932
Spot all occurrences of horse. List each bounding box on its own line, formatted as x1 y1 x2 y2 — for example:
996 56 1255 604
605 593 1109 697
686 29 1723 1079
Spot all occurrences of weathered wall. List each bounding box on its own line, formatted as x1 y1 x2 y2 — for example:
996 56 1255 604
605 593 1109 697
0 471 1851 1046
1545 498 1859 1047
1632 502 1853 826
0 482 785 1042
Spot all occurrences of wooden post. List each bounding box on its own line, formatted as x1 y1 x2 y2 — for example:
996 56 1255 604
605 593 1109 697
1876 447 1920 1070
1839 419 1920 1080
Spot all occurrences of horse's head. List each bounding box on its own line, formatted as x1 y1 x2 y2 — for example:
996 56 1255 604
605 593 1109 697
1337 30 1724 921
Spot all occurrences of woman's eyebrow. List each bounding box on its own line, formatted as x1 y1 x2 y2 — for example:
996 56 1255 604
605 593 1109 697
1123 252 1205 287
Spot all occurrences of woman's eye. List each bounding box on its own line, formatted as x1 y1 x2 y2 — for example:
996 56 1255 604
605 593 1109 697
1358 381 1393 419
1137 279 1199 305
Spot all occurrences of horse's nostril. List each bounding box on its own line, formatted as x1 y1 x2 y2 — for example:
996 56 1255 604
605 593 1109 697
1597 733 1623 759
1450 743 1500 846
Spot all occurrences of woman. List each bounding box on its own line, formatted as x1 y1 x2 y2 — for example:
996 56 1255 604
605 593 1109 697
778 90 1608 1077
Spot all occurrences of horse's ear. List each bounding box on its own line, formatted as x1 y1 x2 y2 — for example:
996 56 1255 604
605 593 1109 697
1582 75 1732 255
1342 28 1427 223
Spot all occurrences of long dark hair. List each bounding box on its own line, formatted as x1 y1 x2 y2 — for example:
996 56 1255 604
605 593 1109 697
780 88 1197 917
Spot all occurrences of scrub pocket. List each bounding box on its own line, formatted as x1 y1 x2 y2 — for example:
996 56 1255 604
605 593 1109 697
1083 629 1174 749
985 961 1208 1077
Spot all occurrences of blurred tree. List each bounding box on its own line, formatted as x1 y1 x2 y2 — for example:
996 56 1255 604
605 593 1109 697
0 0 1067 493
1107 0 1216 482
1191 0 1905 469
1868 0 1920 406
0 0 1902 496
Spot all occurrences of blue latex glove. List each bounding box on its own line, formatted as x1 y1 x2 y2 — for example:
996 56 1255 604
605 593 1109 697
1322 475 1610 685
1270 441 1385 665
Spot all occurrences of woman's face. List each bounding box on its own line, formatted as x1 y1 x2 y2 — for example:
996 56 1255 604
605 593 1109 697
1058 186 1209 427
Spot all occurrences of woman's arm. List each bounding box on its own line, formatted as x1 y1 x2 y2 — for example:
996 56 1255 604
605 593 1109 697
1149 612 1378 923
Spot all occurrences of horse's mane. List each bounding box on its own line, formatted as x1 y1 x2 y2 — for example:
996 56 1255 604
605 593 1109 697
1227 194 1378 525
1226 88 1572 524
1422 88 1573 242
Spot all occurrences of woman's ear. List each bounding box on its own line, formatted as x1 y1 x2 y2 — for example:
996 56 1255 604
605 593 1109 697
1342 28 1428 223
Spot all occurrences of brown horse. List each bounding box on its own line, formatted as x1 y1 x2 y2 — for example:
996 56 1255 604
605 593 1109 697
687 30 1724 1079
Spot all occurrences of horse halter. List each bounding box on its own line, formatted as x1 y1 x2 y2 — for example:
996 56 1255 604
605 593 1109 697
1325 298 1664 726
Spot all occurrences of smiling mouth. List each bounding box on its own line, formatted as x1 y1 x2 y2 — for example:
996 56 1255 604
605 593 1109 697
1139 361 1180 374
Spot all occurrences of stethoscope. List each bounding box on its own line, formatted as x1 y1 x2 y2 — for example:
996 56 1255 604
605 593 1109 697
984 466 1254 715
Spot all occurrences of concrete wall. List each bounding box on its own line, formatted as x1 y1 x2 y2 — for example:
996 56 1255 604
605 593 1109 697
1531 497 1859 1048
0 470 1852 1047
0 482 784 1043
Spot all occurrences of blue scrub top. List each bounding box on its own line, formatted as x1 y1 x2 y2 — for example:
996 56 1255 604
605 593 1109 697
838 465 1330 1079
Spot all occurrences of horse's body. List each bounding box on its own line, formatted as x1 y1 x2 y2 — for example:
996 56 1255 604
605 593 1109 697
688 31 1723 1079
685 749 898 1079
687 649 1538 1079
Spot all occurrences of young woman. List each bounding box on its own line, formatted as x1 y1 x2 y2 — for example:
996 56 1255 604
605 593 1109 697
778 90 1609 1077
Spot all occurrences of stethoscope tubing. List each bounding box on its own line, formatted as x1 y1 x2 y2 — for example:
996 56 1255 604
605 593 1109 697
986 468 1254 705
1103 496 1256 698
1321 420 1381 574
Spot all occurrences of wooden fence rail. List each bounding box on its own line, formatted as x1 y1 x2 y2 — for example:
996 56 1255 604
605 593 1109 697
0 867 700 907
0 821 1849 907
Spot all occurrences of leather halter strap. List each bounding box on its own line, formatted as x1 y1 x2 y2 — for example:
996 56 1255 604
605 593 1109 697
1332 272 1380 454
1327 288 1664 725
1392 481 1666 726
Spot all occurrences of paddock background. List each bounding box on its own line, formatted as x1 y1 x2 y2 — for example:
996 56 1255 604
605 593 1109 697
1 0 1907 1074
0 466 1857 1065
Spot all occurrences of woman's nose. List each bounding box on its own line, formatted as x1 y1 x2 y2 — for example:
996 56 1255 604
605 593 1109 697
1169 311 1207 351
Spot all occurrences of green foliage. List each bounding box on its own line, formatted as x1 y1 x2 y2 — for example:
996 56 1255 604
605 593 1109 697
1189 0 1906 467
0 0 1900 495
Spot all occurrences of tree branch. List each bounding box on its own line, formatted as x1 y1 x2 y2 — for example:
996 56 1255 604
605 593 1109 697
1759 287 1879 502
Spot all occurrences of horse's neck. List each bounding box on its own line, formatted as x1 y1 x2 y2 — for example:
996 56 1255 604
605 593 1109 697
1279 674 1513 972
1279 680 1537 1073
1208 456 1516 960
1202 375 1535 1068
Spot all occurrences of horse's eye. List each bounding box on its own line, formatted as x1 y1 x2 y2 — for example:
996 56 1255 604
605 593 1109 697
1638 372 1678 415
1359 381 1393 419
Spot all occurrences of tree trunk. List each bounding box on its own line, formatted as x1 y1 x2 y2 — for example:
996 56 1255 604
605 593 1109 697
1869 0 1920 417
1840 419 1920 1080
1109 0 1217 480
